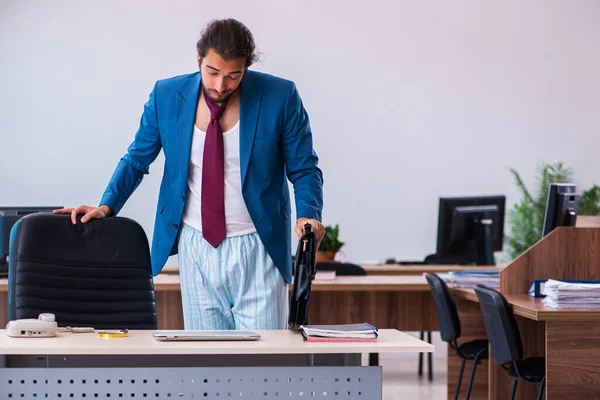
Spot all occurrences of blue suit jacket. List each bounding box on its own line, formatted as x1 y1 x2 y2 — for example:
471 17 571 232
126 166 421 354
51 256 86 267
99 71 323 283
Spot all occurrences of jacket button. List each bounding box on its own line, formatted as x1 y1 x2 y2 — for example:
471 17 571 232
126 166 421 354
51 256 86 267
172 223 179 228
181 195 185 201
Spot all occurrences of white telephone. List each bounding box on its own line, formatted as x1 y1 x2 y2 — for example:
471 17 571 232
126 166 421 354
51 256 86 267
6 313 58 338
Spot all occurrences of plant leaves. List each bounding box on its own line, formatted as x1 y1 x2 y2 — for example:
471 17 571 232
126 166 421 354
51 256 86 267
579 185 600 215
319 224 345 252
510 168 534 204
505 162 573 260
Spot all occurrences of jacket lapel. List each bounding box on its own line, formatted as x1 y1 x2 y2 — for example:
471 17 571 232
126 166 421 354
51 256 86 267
239 72 262 187
176 73 201 177
176 71 261 187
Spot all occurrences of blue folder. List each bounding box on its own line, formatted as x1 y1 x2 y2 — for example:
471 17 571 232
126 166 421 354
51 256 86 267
452 269 500 275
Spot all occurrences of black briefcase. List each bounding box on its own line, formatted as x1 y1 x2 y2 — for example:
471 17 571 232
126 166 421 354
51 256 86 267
288 223 318 331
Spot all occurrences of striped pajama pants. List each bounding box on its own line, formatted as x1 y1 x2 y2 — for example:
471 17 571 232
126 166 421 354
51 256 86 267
178 223 289 330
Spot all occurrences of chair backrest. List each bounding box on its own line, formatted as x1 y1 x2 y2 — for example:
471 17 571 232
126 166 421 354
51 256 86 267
316 261 366 276
8 213 157 330
474 286 523 365
424 273 461 342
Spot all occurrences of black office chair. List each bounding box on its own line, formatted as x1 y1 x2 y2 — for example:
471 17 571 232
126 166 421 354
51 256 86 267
425 273 489 400
474 286 545 400
8 213 157 330
316 261 366 276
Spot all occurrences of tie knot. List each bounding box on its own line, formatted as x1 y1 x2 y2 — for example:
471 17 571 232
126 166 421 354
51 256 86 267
203 89 228 122
210 107 225 122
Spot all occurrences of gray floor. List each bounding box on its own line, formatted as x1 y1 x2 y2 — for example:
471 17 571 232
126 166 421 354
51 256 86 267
365 332 447 400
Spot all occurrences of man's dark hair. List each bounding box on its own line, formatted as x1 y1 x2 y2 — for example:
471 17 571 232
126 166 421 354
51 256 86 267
196 19 259 68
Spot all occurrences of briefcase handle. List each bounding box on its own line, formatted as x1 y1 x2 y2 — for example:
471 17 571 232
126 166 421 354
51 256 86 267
303 222 312 234
302 223 317 280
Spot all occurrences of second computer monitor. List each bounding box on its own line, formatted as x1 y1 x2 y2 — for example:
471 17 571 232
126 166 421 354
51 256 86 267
435 196 506 266
541 183 579 237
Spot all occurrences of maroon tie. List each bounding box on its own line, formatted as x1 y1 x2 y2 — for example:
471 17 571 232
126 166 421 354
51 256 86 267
201 89 228 248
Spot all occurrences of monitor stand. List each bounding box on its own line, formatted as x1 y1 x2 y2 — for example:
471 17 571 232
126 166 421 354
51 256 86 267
475 217 494 266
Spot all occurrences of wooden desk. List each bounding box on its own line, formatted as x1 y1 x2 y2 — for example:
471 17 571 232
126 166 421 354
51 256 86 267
446 227 600 400
152 275 438 332
309 275 429 291
162 263 503 276
155 274 430 292
0 329 432 399
453 288 600 322
0 328 430 355
361 264 502 275
451 288 600 400
0 275 439 333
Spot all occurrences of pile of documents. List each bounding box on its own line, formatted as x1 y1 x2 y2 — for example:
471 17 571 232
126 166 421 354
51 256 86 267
299 323 378 343
314 270 336 280
436 270 499 289
543 279 600 309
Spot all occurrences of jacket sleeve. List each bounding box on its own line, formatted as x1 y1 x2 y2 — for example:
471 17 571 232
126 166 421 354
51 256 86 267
99 81 163 215
281 82 324 221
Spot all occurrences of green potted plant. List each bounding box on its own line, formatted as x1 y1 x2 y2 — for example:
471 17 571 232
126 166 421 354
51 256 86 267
505 162 600 259
317 224 345 262
579 184 600 215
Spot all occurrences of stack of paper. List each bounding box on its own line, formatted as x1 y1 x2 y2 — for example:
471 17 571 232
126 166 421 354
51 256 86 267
543 279 600 309
436 270 500 289
314 270 336 280
299 323 378 342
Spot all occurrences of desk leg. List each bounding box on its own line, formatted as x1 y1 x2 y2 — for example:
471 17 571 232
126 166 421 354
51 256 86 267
448 297 489 400
547 321 600 399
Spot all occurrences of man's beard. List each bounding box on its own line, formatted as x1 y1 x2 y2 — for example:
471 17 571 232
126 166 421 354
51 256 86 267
202 84 238 105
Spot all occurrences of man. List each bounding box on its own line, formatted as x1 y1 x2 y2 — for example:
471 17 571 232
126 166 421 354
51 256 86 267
54 18 324 331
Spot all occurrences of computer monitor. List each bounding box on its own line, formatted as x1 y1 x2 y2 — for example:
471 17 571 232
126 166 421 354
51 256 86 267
0 207 62 276
431 196 506 266
541 183 579 237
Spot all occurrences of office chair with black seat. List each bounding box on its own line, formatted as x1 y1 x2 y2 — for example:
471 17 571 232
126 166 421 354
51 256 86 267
8 213 157 330
316 261 366 276
425 273 489 400
474 286 545 400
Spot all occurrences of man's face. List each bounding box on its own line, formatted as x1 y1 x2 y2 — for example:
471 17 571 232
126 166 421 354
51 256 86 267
198 49 246 104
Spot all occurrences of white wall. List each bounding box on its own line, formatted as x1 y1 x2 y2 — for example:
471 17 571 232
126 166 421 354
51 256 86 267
1 0 599 265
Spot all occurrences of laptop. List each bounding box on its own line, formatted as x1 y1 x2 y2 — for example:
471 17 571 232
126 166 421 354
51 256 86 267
152 330 261 341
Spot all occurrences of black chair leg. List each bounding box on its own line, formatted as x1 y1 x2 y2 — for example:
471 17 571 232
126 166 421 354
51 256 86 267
368 353 378 366
453 358 466 400
509 380 518 400
537 376 546 400
427 331 433 381
464 350 484 400
418 331 424 376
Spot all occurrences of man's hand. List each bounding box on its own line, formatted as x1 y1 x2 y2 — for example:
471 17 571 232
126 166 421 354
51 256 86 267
295 217 325 250
53 205 113 224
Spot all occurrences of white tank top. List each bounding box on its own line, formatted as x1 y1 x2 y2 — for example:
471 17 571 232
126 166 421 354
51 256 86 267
181 121 256 236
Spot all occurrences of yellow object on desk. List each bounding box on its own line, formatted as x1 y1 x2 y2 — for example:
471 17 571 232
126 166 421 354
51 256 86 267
96 329 128 339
